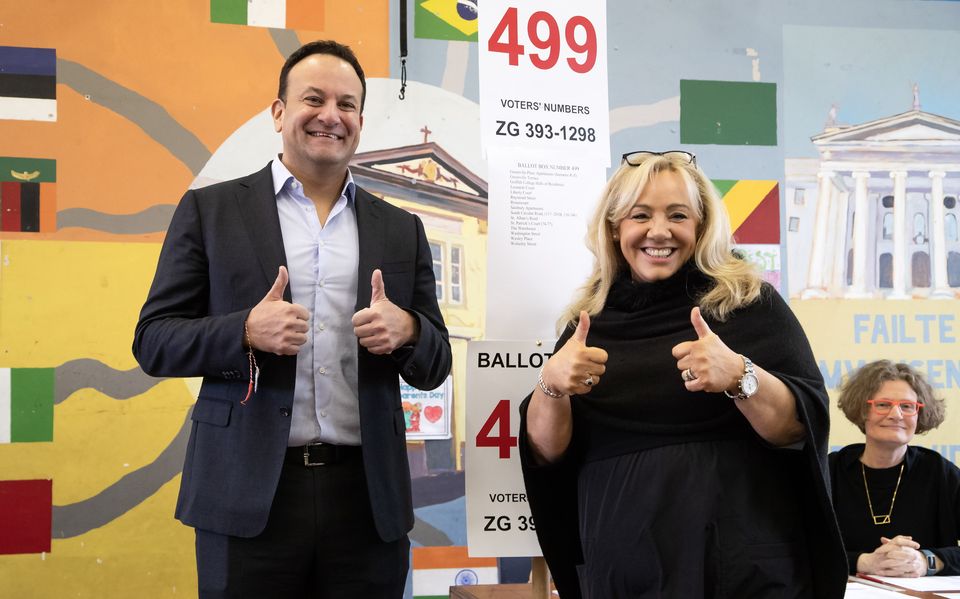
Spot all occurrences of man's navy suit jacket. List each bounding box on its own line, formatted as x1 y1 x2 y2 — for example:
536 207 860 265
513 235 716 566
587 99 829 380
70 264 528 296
133 163 452 543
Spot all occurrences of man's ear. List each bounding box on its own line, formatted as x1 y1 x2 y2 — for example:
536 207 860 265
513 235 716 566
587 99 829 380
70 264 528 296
358 113 364 131
271 99 285 133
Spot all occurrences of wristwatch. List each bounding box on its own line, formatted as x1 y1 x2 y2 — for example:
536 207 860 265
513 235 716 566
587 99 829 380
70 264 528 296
921 549 938 576
724 355 759 401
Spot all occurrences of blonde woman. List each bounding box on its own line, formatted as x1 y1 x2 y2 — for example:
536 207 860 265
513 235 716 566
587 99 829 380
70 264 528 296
519 151 847 598
830 360 959 577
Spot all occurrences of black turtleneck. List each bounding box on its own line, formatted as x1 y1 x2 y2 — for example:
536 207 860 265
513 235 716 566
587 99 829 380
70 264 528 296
555 263 827 462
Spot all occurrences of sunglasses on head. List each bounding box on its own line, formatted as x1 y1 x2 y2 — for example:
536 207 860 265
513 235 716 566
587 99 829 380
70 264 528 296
621 150 697 167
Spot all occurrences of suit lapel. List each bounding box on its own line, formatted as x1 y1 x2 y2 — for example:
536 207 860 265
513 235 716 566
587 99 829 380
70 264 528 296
238 163 290 300
354 187 385 311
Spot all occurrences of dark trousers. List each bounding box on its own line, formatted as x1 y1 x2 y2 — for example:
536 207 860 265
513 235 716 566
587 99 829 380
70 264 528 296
195 451 409 599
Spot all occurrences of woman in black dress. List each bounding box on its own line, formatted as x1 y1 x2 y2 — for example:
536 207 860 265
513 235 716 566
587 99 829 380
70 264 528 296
830 360 959 577
520 151 847 598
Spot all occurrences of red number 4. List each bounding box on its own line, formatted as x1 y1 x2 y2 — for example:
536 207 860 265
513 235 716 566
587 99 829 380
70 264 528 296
476 399 518 459
487 7 525 66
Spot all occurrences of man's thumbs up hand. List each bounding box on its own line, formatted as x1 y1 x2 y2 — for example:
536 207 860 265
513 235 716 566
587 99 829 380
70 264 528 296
246 266 310 355
352 269 419 355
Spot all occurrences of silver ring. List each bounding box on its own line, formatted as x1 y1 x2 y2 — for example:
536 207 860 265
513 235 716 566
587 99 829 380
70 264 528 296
584 375 594 387
682 368 697 382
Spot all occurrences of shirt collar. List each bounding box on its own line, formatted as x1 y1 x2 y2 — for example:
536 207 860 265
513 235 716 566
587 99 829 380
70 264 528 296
270 156 356 203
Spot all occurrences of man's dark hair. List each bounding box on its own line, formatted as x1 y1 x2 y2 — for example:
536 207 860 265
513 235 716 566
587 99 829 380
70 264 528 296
277 40 366 112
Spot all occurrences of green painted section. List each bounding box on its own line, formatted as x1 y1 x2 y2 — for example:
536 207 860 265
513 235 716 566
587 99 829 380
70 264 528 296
10 368 54 443
680 80 777 146
210 0 247 25
0 157 56 183
712 179 738 197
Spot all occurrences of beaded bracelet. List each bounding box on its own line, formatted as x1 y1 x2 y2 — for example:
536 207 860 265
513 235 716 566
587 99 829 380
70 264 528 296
241 322 259 405
538 368 563 399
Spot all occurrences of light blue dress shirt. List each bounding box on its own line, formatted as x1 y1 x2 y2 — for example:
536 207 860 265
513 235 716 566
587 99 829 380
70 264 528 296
271 158 361 446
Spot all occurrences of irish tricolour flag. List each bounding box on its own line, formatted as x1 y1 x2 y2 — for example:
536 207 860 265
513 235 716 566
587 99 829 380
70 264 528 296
413 546 498 598
211 0 324 30
0 368 54 443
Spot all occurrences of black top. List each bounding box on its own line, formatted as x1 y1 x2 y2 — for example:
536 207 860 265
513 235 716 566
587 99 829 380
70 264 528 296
829 443 960 575
519 263 848 598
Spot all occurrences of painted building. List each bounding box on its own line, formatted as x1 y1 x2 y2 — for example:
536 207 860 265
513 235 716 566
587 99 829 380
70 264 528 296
787 93 960 299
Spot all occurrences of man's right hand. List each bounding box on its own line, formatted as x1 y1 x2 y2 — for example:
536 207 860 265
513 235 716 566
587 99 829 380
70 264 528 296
245 266 310 355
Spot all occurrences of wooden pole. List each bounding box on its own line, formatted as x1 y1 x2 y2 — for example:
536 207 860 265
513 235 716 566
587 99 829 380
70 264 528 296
530 556 550 598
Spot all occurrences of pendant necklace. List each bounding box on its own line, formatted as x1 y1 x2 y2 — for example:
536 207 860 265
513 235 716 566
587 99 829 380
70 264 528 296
861 462 904 526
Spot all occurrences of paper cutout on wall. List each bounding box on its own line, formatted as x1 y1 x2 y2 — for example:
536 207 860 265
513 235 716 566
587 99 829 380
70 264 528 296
0 157 56 233
413 545 497 597
0 46 56 122
714 179 780 244
415 0 479 41
210 0 325 30
680 80 776 145
0 479 52 554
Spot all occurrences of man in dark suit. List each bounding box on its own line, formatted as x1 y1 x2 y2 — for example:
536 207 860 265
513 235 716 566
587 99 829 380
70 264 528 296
133 40 451 598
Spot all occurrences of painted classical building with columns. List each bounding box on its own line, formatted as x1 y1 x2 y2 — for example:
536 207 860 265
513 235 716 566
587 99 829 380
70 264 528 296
786 100 960 300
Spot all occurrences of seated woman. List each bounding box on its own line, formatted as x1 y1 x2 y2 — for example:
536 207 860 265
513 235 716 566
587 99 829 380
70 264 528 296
830 360 959 577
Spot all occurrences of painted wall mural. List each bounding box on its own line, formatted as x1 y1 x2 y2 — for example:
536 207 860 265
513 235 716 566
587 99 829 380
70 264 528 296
1 1 958 597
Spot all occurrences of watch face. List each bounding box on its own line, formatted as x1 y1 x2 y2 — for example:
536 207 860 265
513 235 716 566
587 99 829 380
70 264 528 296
741 373 759 396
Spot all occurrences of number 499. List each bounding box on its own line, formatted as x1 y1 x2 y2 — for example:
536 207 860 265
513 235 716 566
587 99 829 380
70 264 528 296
488 7 597 74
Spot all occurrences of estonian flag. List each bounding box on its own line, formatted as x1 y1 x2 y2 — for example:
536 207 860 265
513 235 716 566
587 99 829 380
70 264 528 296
0 46 56 122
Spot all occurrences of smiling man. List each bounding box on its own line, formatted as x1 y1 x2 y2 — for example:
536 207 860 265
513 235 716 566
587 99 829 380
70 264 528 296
133 41 451 598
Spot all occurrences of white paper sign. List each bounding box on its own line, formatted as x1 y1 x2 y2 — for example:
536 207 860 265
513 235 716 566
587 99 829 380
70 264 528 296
465 340 557 557
479 0 610 165
485 148 602 340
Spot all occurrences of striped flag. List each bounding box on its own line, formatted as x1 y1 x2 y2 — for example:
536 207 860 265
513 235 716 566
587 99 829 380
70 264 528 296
0 479 52 554
413 546 497 598
0 46 56 122
415 0 478 41
714 179 780 244
0 368 55 443
211 0 324 30
0 157 56 233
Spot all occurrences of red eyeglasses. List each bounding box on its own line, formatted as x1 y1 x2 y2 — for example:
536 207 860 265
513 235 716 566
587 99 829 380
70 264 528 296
867 399 924 416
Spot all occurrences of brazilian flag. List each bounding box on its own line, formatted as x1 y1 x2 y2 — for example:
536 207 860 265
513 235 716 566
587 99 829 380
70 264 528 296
415 0 478 42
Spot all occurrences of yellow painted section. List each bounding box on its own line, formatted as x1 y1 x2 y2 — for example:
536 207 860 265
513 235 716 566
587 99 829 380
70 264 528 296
0 240 158 366
0 476 197 598
385 197 488 469
721 180 777 232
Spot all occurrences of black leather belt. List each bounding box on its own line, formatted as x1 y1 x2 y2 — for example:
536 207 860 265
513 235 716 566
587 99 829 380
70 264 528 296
285 443 361 467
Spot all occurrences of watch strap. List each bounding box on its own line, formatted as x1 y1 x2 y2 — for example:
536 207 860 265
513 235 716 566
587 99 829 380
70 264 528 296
724 355 755 401
921 549 937 576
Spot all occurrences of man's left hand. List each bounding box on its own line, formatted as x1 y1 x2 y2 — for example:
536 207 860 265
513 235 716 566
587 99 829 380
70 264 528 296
352 269 419 355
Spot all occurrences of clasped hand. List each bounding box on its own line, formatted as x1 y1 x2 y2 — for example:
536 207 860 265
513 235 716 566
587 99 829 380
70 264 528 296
858 535 927 577
539 311 608 397
245 266 416 356
671 307 743 394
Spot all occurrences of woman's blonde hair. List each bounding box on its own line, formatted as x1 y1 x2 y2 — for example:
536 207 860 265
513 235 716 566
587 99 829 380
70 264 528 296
837 360 946 435
558 153 762 331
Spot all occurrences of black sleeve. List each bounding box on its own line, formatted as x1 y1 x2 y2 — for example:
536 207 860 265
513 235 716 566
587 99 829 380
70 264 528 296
132 189 251 379
518 326 583 599
389 214 452 390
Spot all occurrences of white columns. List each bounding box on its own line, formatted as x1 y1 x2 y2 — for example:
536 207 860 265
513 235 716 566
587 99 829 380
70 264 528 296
846 172 871 297
829 190 850 293
803 170 835 298
929 170 951 298
889 170 909 299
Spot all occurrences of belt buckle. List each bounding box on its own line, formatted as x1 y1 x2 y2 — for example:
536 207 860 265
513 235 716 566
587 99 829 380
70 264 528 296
302 443 326 467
